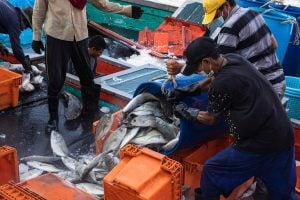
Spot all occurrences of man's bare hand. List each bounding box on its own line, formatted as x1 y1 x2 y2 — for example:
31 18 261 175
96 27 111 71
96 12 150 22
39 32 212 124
199 77 214 92
166 59 184 75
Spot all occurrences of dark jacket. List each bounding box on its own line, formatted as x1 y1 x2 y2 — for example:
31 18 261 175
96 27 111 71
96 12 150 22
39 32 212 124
0 0 29 70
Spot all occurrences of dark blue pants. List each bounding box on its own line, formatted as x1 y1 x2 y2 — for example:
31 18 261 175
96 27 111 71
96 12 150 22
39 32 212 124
200 146 297 200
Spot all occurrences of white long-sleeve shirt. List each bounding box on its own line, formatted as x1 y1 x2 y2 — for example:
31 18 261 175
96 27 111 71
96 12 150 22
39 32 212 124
32 0 132 41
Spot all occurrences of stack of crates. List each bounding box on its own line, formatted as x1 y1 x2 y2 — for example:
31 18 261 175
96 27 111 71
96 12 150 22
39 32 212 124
0 146 19 186
104 144 183 200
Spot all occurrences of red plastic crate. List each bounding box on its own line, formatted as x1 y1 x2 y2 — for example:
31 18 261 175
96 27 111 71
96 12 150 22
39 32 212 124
104 144 183 200
0 181 46 200
0 68 22 110
138 17 207 57
0 146 19 186
19 173 97 200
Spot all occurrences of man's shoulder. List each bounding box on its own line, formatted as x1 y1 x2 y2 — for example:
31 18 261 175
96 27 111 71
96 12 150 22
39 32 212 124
223 7 258 29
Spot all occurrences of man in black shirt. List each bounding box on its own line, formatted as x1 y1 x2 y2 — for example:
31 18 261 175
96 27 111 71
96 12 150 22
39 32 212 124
168 37 296 200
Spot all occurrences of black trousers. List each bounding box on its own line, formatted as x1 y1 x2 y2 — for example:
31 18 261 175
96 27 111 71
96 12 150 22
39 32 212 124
46 35 94 97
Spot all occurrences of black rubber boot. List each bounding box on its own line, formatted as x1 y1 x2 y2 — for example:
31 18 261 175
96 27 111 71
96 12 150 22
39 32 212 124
45 96 59 135
81 84 101 120
194 188 219 200
195 188 203 200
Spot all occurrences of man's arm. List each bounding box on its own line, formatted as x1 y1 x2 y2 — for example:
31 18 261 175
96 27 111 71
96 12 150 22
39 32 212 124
32 0 47 41
89 0 132 18
7 27 32 72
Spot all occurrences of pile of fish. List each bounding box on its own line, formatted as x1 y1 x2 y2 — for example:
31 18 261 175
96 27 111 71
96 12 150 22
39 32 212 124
19 130 119 199
0 63 44 92
95 92 180 155
18 92 180 199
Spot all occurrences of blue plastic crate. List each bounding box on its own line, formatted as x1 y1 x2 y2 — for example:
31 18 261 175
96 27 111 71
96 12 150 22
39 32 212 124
285 76 300 120
285 91 300 120
286 76 300 93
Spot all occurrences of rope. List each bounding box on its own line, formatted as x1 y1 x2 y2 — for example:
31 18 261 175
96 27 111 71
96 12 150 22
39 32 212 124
281 18 300 45
283 4 289 11
260 8 274 15
260 0 283 8
161 74 177 96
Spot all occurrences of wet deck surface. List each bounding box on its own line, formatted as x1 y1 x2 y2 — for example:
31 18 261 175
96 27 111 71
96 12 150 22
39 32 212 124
0 82 95 158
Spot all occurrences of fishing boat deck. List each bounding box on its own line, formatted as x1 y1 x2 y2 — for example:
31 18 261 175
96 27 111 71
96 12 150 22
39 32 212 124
0 83 96 158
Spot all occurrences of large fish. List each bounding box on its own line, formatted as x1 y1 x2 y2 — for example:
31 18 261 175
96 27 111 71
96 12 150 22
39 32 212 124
95 171 107 181
123 93 159 114
20 155 61 164
95 114 113 142
61 156 83 171
76 183 104 197
161 137 179 150
20 168 44 182
27 161 63 173
55 171 81 183
128 101 163 118
131 129 167 146
129 115 157 128
19 163 29 174
119 127 140 149
155 117 178 140
50 131 69 157
103 153 120 171
102 125 127 152
77 150 111 179
61 92 82 121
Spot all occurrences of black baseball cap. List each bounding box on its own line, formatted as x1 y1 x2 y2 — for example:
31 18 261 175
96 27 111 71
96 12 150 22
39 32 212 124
182 37 218 76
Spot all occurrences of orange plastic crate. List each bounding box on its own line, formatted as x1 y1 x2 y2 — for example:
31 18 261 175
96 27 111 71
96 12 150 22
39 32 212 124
0 181 46 200
183 136 232 198
168 146 200 164
18 173 97 200
104 144 183 200
93 110 123 154
0 146 19 186
182 136 254 199
0 68 22 110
